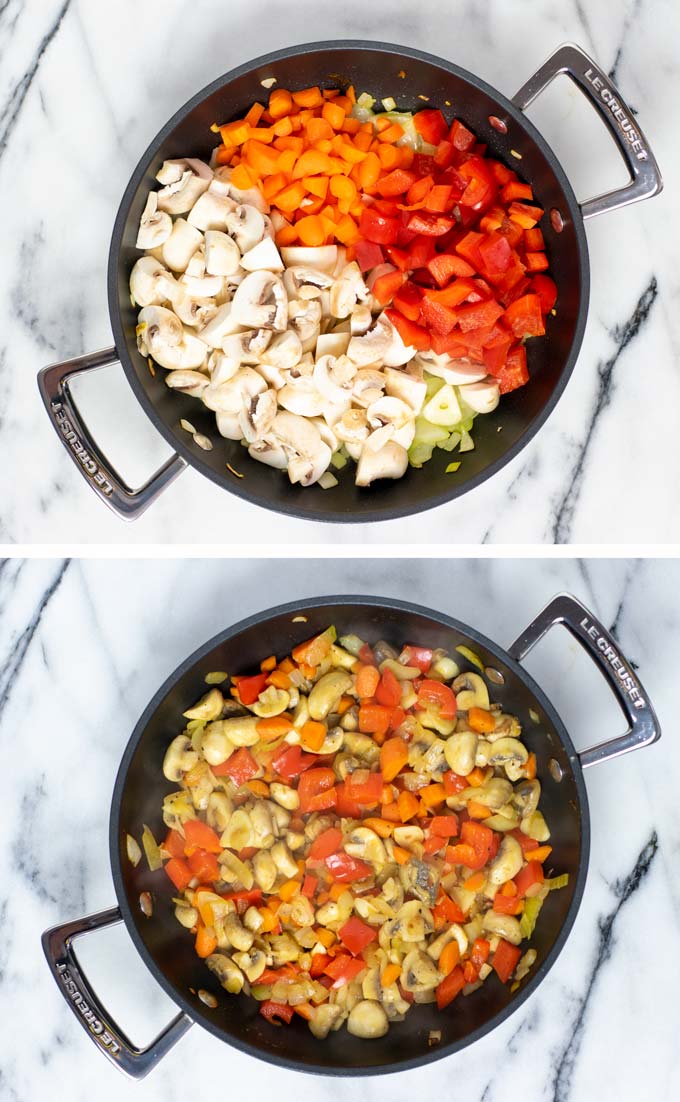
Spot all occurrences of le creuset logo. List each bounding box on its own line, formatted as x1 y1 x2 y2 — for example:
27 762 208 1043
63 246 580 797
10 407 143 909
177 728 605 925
57 964 121 1054
580 617 646 708
583 68 648 161
52 402 113 495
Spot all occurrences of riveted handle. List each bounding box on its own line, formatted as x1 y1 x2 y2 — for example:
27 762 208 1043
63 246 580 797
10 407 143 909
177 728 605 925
42 906 192 1079
513 42 663 219
37 347 186 521
508 592 660 767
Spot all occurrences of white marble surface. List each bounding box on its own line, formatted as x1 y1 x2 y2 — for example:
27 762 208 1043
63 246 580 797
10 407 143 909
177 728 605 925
0 556 677 1099
0 0 678 544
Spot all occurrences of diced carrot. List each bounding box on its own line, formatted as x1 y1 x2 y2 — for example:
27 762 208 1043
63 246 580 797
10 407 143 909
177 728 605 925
525 753 537 780
268 88 293 118
275 135 305 155
230 163 254 190
464 871 486 892
363 817 394 838
300 718 327 750
273 181 307 212
358 151 381 189
303 174 329 200
275 225 298 247
393 844 412 864
377 123 404 144
468 707 496 733
279 879 301 902
329 882 346 901
438 939 461 975
314 926 336 949
245 102 265 127
268 669 292 689
356 664 380 699
381 962 401 987
380 736 409 783
292 86 324 108
524 845 552 862
195 925 217 959
272 115 294 137
322 100 346 130
377 143 402 170
420 783 446 808
220 119 250 145
397 790 420 822
247 779 270 797
342 117 361 135
467 800 492 819
296 214 326 247
466 767 487 787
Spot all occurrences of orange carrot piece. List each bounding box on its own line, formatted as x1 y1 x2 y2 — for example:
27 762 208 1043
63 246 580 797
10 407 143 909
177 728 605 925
256 715 293 740
468 707 496 733
269 88 293 118
380 737 409 782
279 879 301 902
292 86 324 108
195 925 217 959
439 939 461 975
363 817 394 838
381 962 401 987
467 800 492 819
393 844 412 864
397 790 420 822
464 871 486 892
245 102 265 127
300 718 327 750
356 663 380 699
322 100 346 130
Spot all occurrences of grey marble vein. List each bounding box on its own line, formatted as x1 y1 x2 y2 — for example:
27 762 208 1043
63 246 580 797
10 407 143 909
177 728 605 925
0 558 68 714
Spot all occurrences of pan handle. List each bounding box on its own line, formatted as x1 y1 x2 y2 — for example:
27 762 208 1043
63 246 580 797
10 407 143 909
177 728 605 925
512 42 663 219
508 593 660 768
37 347 186 521
42 906 192 1079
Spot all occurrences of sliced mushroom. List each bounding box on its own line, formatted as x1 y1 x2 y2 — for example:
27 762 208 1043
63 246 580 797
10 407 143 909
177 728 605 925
270 411 332 487
208 349 241 384
355 441 408 487
347 1000 388 1039
173 294 219 329
316 331 351 358
261 329 303 370
383 364 427 413
162 735 198 782
458 378 500 415
222 203 264 252
351 368 386 408
379 314 419 366
330 262 369 318
453 672 490 711
130 256 175 307
157 165 211 215
205 954 244 994
178 273 224 299
400 950 441 993
366 397 416 450
313 354 357 401
482 911 523 946
230 271 287 331
136 191 172 249
137 306 207 370
248 438 289 469
161 218 203 272
241 236 283 272
155 160 187 186
288 299 322 352
282 266 334 301
221 329 272 368
487 835 524 887
165 368 210 396
204 229 241 275
334 408 370 448
280 245 338 272
278 376 327 418
350 304 373 335
308 670 353 720
238 388 277 444
512 779 541 818
203 367 267 414
197 302 243 348
347 319 391 366
444 732 478 776
486 737 529 779
188 189 234 231
416 351 487 385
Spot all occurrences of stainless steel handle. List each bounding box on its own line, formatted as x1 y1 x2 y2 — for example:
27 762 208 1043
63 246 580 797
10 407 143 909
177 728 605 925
42 906 192 1079
37 347 186 521
512 42 663 219
508 593 660 768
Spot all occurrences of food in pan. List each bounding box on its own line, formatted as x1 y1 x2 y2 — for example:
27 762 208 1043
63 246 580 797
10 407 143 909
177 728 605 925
131 84 556 487
138 627 567 1039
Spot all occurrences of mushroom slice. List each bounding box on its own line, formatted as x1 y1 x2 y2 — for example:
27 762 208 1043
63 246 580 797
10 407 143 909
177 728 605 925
203 367 266 414
350 304 373 335
198 302 243 348
313 354 357 401
288 299 322 353
239 388 278 443
330 262 369 319
213 168 269 213
165 369 209 397
156 160 187 186
366 396 416 450
282 266 334 301
178 273 224 299
384 364 427 413
316 331 351 358
270 412 332 487
458 378 500 414
355 441 408 487
222 329 272 367
352 368 386 408
416 351 487 385
241 236 284 272
334 408 370 447
312 417 339 454
277 377 326 417
204 230 241 276
136 191 172 249
452 672 489 711
130 256 175 308
380 313 418 366
280 245 338 273
215 411 242 439
225 204 266 253
347 320 390 366
137 305 181 361
261 329 303 370
248 438 288 469
185 247 207 277
230 271 287 331
188 190 235 231
156 168 211 215
161 219 203 273
173 294 218 329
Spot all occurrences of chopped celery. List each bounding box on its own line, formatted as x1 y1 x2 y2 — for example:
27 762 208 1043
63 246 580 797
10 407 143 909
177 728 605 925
459 429 475 452
412 417 449 446
519 896 543 939
445 461 461 473
331 449 348 470
436 432 461 452
424 372 445 399
339 634 365 656
408 442 435 468
546 873 569 891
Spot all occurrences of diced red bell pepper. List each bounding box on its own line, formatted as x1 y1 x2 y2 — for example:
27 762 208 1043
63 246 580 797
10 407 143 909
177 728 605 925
297 767 337 814
424 278 477 308
429 814 460 838
501 181 534 202
416 679 457 718
345 768 384 804
236 671 268 705
414 108 449 145
358 642 377 666
427 253 475 287
399 645 433 672
449 118 476 151
213 746 258 785
359 207 400 244
424 184 454 213
164 829 186 859
530 273 557 313
223 887 263 913
455 299 504 332
407 234 437 269
406 174 434 205
433 890 466 927
338 916 378 955
260 1000 294 1025
372 198 401 217
183 819 222 855
384 308 431 350
377 168 418 197
187 847 220 884
324 954 368 988
430 332 469 357
301 874 318 898
384 244 410 271
354 239 384 273
394 280 423 321
325 851 373 883
308 827 344 862
412 153 436 176
334 782 364 819
455 231 484 270
419 296 458 336
525 251 549 272
433 139 455 169
375 667 402 708
459 820 496 869
445 842 479 868
514 860 545 898
443 770 468 796
164 856 193 891
478 231 513 278
492 938 522 984
407 211 455 236
497 216 524 248
510 828 543 854
470 938 491 970
309 952 332 978
271 744 317 782
482 325 513 376
458 155 497 210
436 964 466 1008
493 891 524 915
504 293 545 338
372 269 406 306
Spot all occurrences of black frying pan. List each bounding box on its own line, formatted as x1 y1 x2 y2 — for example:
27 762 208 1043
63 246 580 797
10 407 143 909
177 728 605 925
42 592 659 1077
38 41 661 523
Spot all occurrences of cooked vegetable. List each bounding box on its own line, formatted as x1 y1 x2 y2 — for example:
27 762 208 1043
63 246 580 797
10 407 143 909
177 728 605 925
153 626 565 1039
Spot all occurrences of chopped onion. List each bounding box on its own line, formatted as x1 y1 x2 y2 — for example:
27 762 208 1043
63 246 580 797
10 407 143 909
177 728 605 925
126 834 142 867
142 824 162 871
205 671 228 685
455 645 485 672
318 471 338 489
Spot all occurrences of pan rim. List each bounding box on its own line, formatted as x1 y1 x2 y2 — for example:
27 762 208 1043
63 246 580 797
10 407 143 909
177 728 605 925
107 38 590 524
109 593 590 1075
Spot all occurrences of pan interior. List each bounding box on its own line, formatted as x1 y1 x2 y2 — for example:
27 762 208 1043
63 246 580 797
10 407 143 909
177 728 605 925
112 598 588 1073
110 42 588 522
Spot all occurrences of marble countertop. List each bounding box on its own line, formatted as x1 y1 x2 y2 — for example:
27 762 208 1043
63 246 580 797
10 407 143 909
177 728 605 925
1 0 678 544
1 556 677 1099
